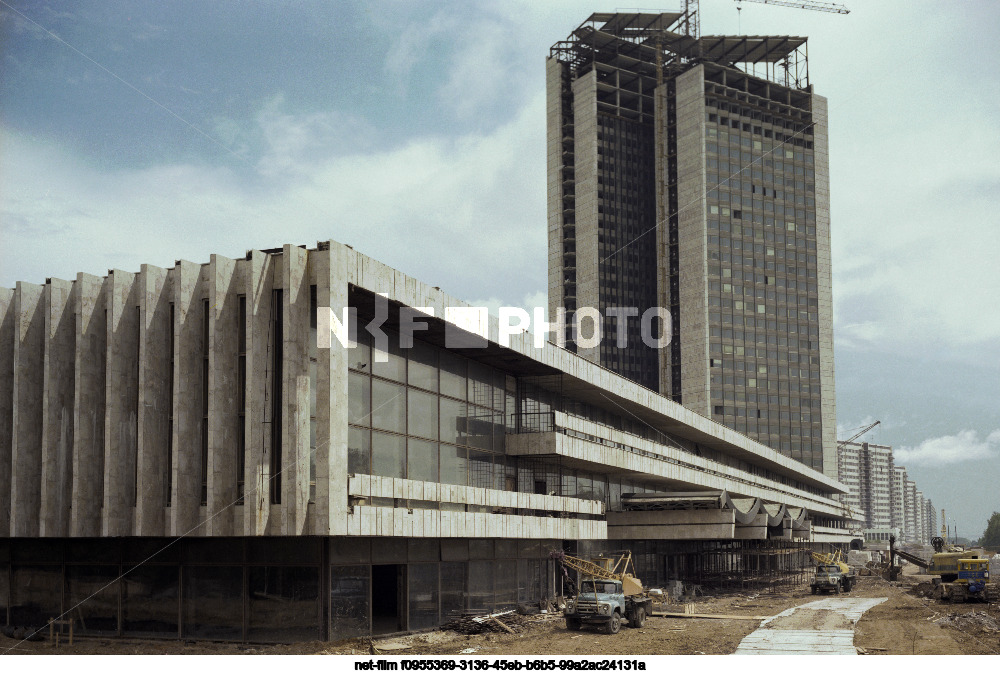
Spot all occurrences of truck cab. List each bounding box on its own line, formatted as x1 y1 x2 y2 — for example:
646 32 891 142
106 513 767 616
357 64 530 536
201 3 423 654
811 564 854 594
564 579 626 633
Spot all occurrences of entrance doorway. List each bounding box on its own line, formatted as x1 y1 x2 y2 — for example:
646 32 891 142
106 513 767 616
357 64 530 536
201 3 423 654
371 565 404 634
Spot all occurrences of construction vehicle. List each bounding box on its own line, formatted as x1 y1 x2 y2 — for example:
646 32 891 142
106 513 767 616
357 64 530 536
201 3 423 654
889 535 999 603
891 535 974 582
552 550 653 634
809 550 856 594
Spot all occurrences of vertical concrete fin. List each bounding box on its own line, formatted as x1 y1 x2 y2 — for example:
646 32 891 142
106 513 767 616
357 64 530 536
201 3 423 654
282 244 310 535
0 287 15 537
320 241 350 536
245 251 274 536
169 260 202 536
71 273 107 536
102 269 139 536
40 277 76 536
206 254 238 535
135 264 170 535
546 56 568 329
812 94 837 480
11 281 45 536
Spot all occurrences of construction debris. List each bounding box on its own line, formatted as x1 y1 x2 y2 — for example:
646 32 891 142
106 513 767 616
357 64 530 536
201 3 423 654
443 610 537 635
932 611 1000 633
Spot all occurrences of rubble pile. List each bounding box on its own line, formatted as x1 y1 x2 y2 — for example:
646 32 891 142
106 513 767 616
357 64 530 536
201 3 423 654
933 611 1000 633
442 610 536 635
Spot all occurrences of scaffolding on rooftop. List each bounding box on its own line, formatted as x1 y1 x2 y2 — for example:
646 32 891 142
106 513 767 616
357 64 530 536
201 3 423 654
550 11 812 92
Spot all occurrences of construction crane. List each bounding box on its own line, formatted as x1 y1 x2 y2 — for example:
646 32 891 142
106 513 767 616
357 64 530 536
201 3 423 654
683 0 700 38
735 0 850 13
836 420 881 451
551 550 644 596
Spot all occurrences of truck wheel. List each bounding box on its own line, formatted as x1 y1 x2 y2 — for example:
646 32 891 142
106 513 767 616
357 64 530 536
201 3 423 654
565 617 582 631
630 607 646 628
810 586 817 595
605 612 621 634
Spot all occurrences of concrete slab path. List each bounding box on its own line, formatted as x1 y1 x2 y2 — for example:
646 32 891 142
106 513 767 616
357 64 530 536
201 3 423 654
734 597 887 655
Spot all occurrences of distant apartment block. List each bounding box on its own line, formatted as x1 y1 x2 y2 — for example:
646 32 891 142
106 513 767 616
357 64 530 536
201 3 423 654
837 441 892 530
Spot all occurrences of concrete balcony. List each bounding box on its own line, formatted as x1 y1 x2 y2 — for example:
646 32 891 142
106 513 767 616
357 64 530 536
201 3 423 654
346 474 606 540
506 411 850 520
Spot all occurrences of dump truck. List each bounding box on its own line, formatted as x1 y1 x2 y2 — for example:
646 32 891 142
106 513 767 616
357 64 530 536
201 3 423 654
552 550 653 634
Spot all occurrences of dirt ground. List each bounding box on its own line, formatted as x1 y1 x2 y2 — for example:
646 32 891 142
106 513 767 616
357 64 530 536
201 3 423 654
3 570 999 655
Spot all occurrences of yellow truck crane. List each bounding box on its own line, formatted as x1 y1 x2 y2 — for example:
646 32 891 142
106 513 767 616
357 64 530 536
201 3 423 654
552 550 653 634
809 550 856 594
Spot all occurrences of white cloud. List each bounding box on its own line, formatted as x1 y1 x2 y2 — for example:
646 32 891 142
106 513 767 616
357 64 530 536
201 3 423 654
894 430 1000 467
0 91 548 302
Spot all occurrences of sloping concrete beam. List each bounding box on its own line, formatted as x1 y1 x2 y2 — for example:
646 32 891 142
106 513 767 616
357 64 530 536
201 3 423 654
135 264 171 535
103 269 139 536
11 282 45 536
0 288 15 537
71 273 107 536
281 244 310 535
168 260 202 535
206 254 239 536
40 278 75 536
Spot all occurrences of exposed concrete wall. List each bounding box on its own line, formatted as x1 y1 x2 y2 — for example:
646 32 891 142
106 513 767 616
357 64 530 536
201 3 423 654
571 70 600 362
607 509 736 540
812 94 837 481
206 255 239 535
244 250 275 536
316 242 350 536
169 260 203 535
674 67 710 416
40 278 75 536
281 244 310 535
0 288 13 536
71 273 107 536
11 282 45 536
103 270 139 536
546 56 568 326
653 83 672 397
349 474 603 518
135 264 171 535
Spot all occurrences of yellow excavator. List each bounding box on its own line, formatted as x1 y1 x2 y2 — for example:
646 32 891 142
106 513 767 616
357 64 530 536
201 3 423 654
552 550 652 634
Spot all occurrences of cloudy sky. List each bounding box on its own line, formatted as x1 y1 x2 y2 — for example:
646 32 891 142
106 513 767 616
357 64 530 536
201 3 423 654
2 1 998 538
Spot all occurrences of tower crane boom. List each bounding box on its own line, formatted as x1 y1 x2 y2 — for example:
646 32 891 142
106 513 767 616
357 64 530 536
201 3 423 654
735 0 850 14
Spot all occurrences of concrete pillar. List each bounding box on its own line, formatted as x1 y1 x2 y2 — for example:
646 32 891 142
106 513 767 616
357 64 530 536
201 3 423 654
281 244 310 535
169 260 202 536
71 273 107 536
11 281 45 536
205 254 238 536
103 270 139 536
40 278 76 536
316 242 350 536
135 264 171 535
0 288 14 537
243 251 275 536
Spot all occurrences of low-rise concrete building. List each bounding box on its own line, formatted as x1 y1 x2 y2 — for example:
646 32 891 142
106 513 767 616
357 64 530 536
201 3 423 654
0 240 855 641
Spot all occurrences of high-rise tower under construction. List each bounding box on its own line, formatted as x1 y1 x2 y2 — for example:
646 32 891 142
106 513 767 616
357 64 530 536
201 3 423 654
547 12 836 477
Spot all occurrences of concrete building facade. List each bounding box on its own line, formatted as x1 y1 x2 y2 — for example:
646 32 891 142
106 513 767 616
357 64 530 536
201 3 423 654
547 13 836 478
837 441 893 530
1 240 855 641
890 465 908 540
